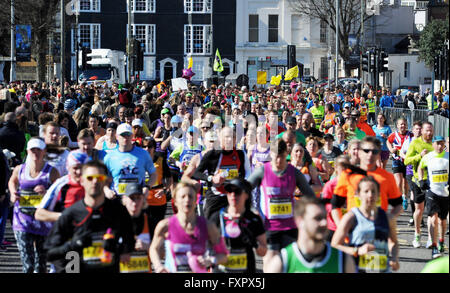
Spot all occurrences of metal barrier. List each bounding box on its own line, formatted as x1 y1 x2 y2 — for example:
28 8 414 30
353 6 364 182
375 106 449 138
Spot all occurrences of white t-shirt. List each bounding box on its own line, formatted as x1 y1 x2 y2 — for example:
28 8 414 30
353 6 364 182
419 151 449 197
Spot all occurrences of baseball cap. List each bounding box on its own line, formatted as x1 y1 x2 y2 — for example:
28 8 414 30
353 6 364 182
343 102 352 108
27 138 46 150
432 136 445 143
323 133 334 141
117 123 133 136
187 126 199 133
161 108 170 115
124 183 143 197
224 178 253 195
286 116 297 125
171 115 183 124
106 122 118 130
132 119 143 128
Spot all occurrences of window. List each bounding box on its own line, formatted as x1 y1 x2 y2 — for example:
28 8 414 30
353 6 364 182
320 20 328 44
404 62 410 79
185 25 211 55
268 15 278 43
72 24 100 52
129 0 155 13
249 15 259 42
131 24 156 54
80 0 100 12
320 57 328 79
184 0 212 13
304 68 310 76
192 60 204 80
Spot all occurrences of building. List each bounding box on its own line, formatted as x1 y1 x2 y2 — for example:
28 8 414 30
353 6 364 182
66 0 236 84
235 0 330 87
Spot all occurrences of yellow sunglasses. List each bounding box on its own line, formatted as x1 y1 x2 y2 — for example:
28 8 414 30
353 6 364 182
83 174 108 182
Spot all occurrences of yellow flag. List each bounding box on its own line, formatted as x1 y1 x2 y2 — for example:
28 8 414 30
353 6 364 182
257 71 267 84
284 65 298 81
270 74 282 85
188 56 193 69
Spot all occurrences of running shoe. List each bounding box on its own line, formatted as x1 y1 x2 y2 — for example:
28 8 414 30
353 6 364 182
402 196 408 211
426 239 433 249
431 247 441 259
408 218 414 226
438 241 445 253
412 235 421 248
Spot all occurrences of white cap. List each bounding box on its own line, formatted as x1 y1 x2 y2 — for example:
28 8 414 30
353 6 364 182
117 123 133 136
132 119 143 128
27 138 46 150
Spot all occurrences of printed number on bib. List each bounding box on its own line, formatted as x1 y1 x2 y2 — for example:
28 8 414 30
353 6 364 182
268 198 293 219
224 253 247 270
354 196 381 208
120 254 150 273
19 194 43 208
220 169 238 180
83 241 104 261
359 253 387 272
432 174 448 184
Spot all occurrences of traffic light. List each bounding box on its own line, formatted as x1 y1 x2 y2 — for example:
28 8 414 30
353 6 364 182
362 51 371 72
81 47 92 71
379 51 389 72
135 41 145 72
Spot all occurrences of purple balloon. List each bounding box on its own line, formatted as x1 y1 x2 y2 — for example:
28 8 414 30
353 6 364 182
182 68 195 81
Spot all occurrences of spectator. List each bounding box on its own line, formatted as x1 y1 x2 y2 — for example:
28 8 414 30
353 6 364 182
0 112 26 159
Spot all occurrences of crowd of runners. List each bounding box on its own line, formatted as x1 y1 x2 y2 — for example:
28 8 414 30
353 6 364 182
0 79 448 273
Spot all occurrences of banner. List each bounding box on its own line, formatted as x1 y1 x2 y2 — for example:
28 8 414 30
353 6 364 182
284 65 298 81
213 49 223 72
171 78 188 91
257 71 267 84
16 25 32 62
270 74 282 85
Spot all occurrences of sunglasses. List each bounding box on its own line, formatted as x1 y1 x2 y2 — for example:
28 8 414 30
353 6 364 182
361 148 381 155
83 174 108 182
202 127 211 130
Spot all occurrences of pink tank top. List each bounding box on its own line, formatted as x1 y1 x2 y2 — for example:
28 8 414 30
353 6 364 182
166 215 208 272
260 162 297 231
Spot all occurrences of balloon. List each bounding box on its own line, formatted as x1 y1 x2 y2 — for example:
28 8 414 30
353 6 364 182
182 68 195 81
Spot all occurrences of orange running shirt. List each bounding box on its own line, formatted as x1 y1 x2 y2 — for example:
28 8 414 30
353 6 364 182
333 167 401 211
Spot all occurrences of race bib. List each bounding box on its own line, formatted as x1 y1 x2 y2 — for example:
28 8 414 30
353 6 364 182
120 253 150 273
117 178 139 195
220 168 238 180
19 194 43 209
432 174 448 184
268 198 293 219
358 253 388 272
224 251 247 271
83 241 104 262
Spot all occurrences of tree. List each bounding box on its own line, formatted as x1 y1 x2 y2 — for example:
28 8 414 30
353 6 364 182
417 18 449 69
287 0 376 76
0 0 72 82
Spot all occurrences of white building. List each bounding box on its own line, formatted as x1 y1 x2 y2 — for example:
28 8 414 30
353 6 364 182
235 0 330 87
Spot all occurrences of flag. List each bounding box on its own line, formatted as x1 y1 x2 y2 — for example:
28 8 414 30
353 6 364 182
270 74 282 85
257 71 267 84
213 49 223 72
188 56 193 69
284 65 298 81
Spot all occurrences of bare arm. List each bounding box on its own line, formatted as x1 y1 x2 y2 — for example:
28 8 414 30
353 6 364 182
35 208 61 222
263 252 283 273
255 233 268 257
149 219 169 273
8 166 20 203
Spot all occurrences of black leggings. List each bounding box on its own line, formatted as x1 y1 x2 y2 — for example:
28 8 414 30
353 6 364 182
145 205 167 241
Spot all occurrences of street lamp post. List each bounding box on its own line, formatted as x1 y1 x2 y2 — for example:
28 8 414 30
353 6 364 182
10 0 15 82
335 0 339 87
61 0 65 94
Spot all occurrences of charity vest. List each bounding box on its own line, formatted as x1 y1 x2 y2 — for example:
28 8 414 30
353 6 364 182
427 95 439 110
310 106 325 129
214 150 241 195
359 104 368 121
146 156 167 206
281 242 343 273
323 113 336 133
367 99 376 113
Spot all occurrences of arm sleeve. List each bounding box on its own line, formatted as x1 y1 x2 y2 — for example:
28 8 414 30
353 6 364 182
44 212 74 261
294 169 315 198
404 142 421 166
118 205 136 254
247 165 265 189
331 194 347 209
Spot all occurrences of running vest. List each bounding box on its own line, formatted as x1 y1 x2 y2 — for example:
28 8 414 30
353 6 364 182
281 242 343 273
179 143 202 170
164 215 208 273
421 151 449 197
146 156 167 206
214 150 241 195
359 104 368 121
250 145 271 172
323 112 336 132
310 106 324 129
367 99 376 113
350 207 390 273
259 162 297 231
427 95 438 110
102 139 119 153
14 163 54 236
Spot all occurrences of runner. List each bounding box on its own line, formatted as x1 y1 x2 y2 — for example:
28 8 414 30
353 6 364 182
246 139 315 271
149 181 228 273
210 178 267 273
191 126 251 219
8 138 60 273
405 121 434 249
386 117 413 211
94 121 119 153
417 135 449 258
331 176 400 273
103 123 156 198
372 113 392 169
44 160 136 273
169 126 203 175
42 121 70 176
265 196 355 273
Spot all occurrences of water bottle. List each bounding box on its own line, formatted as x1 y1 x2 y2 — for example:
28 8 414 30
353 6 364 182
101 228 114 264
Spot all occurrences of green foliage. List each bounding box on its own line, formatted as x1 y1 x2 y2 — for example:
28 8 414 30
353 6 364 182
418 18 449 69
